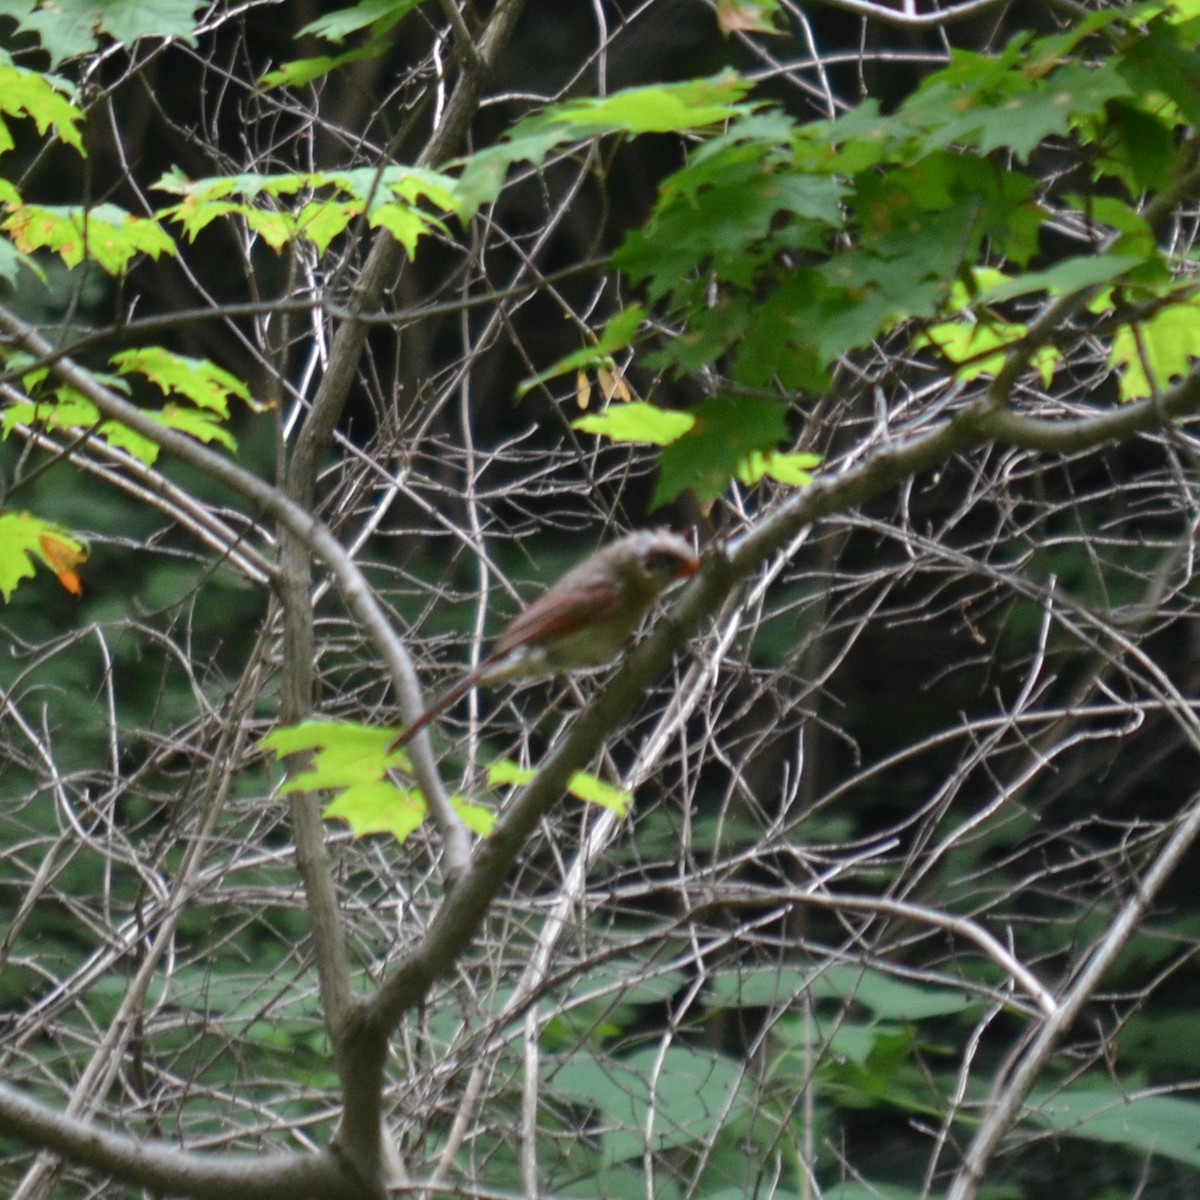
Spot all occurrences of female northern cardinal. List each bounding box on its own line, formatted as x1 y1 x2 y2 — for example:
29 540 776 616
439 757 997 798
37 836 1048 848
388 529 699 752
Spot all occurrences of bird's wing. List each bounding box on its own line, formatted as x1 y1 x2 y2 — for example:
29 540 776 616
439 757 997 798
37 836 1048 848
491 577 620 658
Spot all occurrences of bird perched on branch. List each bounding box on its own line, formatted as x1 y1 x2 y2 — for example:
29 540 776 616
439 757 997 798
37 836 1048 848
388 528 700 753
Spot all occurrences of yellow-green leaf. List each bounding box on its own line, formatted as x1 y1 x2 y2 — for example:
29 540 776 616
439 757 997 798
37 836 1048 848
566 771 632 817
111 347 258 413
324 782 427 843
264 719 397 789
489 759 535 788
1 202 174 274
914 318 1058 386
574 402 695 446
736 449 821 488
489 759 632 816
452 798 496 837
0 65 84 153
264 720 493 844
0 511 86 601
1109 300 1200 401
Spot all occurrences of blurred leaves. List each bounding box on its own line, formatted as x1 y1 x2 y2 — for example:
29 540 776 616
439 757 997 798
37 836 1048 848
0 0 205 67
1026 1088 1200 1170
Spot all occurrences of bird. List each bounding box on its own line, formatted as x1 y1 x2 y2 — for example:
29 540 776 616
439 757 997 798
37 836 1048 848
388 528 700 753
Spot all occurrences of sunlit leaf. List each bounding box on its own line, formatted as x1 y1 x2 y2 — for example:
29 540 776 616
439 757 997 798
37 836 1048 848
452 798 496 837
1 389 161 465
324 783 427 843
573 402 695 446
565 772 632 817
489 760 632 815
158 405 237 451
264 721 493 843
264 720 396 787
1109 298 1200 400
0 64 84 151
489 760 534 788
736 449 821 488
368 202 448 258
112 348 258 413
154 164 459 255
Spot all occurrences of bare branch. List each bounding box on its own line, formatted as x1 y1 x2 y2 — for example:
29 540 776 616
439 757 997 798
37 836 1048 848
0 1083 362 1200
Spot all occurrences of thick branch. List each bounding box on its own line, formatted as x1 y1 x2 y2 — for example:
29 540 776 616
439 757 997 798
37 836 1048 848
365 365 1200 1034
273 0 532 1179
0 1083 358 1200
738 369 1200 571
367 552 739 1032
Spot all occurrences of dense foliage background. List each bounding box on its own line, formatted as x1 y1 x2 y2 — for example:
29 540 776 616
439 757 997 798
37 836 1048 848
4 0 1200 1197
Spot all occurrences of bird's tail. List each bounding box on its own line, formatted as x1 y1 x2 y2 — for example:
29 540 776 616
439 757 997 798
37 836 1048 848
387 667 484 754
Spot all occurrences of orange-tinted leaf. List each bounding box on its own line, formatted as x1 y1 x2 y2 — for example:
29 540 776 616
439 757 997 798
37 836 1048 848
0 513 86 600
38 532 87 596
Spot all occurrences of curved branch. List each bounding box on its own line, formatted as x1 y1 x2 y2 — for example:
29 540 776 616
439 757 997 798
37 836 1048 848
946 786 1200 1200
367 549 740 1031
3 406 273 587
739 367 1200 573
701 885 1060 1016
0 1083 361 1200
799 0 1071 29
0 306 440 803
